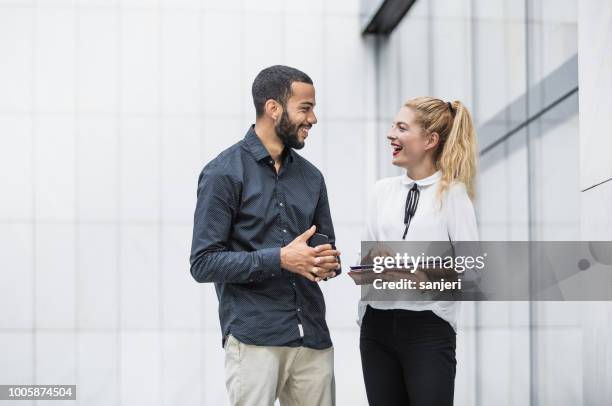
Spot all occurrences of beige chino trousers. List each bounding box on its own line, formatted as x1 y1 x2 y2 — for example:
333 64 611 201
224 335 335 406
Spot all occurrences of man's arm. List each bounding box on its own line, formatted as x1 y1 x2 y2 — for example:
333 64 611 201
189 166 337 283
189 166 280 284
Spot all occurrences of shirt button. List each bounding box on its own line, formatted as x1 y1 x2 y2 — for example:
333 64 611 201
297 308 301 312
282 229 287 233
268 159 274 165
279 202 284 207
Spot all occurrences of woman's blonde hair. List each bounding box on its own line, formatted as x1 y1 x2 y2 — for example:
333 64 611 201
404 96 478 202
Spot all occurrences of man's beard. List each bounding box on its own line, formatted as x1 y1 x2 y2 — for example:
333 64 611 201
275 109 306 150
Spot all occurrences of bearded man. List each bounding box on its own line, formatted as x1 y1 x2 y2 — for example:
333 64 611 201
190 65 341 406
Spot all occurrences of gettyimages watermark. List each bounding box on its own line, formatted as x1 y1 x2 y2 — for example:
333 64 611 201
371 251 487 273
350 241 612 301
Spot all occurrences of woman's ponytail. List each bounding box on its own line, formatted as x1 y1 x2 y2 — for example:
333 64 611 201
437 100 477 201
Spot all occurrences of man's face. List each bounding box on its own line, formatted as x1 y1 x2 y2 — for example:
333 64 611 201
275 82 318 150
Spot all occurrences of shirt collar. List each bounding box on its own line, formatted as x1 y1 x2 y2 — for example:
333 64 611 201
401 170 441 187
243 124 294 164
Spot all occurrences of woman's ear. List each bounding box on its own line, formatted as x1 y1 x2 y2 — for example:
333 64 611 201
425 132 440 151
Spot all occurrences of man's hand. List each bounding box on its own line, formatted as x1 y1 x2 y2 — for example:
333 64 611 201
280 226 341 282
313 243 341 281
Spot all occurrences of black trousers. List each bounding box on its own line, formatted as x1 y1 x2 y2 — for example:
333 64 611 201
360 306 457 406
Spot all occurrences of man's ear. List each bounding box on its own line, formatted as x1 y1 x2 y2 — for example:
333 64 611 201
264 99 282 121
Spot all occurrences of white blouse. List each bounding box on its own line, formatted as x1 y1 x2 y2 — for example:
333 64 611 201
358 170 479 332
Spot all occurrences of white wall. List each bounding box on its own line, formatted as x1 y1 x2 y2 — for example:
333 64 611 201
3 0 609 405
0 1 375 405
579 1 612 404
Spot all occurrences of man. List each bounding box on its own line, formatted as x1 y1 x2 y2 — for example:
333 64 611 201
190 65 341 406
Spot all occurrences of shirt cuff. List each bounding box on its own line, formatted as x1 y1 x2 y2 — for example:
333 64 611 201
252 247 281 281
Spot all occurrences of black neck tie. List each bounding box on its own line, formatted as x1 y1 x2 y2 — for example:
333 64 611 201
402 183 420 240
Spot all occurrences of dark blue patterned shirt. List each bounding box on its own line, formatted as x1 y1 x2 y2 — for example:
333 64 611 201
190 125 337 349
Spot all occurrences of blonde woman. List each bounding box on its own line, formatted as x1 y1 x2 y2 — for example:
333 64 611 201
359 97 478 405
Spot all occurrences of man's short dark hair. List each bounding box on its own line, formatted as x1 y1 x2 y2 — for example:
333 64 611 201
252 65 313 117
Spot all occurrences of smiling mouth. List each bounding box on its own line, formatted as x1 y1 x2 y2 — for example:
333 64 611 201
391 144 403 156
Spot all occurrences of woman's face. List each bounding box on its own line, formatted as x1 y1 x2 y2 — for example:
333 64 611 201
387 106 435 169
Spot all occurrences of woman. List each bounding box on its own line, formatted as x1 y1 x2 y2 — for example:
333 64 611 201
359 97 478 405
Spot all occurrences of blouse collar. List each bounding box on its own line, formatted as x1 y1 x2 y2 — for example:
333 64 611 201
401 170 441 187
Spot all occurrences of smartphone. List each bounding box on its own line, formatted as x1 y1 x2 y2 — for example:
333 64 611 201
308 232 341 278
349 264 375 271
308 232 330 248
